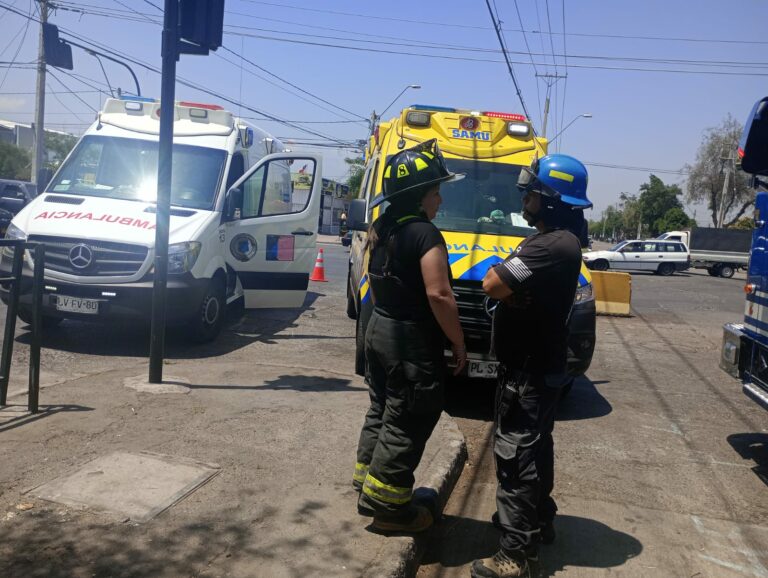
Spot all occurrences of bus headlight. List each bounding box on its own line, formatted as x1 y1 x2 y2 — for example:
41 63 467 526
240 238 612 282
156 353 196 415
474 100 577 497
168 241 201 274
574 283 594 304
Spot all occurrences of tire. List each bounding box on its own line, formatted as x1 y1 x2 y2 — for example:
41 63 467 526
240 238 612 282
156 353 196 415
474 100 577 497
354 314 366 377
189 276 226 343
346 276 357 320
657 263 674 276
17 309 62 329
590 259 609 271
707 267 718 277
718 264 735 278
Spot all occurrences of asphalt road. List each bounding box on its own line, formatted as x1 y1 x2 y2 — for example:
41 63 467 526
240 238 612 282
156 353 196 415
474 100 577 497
419 267 768 577
2 243 768 577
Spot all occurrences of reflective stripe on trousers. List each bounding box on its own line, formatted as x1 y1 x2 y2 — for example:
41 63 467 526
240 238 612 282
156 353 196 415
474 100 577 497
362 472 412 505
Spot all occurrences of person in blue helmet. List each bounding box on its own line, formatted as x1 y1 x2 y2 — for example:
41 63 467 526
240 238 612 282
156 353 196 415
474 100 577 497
472 154 592 578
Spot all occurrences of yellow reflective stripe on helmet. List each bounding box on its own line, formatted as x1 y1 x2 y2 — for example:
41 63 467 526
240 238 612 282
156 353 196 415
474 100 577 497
353 462 369 484
414 157 428 171
362 474 412 505
396 214 419 224
421 150 435 159
549 169 574 182
384 165 392 178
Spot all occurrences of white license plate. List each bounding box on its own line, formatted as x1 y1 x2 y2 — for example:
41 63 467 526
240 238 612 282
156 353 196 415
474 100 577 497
56 295 99 314
468 360 499 378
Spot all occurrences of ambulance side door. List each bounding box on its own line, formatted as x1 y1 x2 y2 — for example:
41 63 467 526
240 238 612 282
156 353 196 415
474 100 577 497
223 153 322 308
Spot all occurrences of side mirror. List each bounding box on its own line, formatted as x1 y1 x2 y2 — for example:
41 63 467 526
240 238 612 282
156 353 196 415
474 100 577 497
347 198 369 231
224 187 243 221
739 97 768 175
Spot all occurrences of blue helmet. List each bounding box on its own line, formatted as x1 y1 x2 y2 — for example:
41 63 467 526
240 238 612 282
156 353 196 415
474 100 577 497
517 154 592 208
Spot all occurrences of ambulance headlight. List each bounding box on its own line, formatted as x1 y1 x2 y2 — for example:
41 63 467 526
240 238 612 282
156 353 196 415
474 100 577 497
4 223 26 240
574 283 594 304
2 223 26 258
167 241 201 274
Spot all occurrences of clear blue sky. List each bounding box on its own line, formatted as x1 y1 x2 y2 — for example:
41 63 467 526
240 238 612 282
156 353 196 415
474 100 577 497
1 0 766 224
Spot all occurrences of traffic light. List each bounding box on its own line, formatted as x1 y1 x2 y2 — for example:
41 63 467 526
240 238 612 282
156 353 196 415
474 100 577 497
179 0 224 53
42 23 73 70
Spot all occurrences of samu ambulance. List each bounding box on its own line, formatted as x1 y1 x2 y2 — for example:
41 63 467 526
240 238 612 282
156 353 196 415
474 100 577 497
0 96 323 342
346 105 596 383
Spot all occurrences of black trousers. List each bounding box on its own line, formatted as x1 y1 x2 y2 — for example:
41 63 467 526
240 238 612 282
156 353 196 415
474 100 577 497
494 367 562 553
354 310 444 514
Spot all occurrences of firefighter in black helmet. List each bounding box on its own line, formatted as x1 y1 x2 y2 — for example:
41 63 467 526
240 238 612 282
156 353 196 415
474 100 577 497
353 139 467 533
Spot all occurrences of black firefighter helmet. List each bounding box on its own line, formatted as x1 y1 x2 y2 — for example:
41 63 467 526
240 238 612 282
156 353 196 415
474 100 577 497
370 139 464 208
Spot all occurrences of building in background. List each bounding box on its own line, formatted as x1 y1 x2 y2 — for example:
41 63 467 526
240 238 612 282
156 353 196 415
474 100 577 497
292 172 350 235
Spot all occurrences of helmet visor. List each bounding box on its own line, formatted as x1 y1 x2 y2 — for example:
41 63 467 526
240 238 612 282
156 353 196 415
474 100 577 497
516 166 560 199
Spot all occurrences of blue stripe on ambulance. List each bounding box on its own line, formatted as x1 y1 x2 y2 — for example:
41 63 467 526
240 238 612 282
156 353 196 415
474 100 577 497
455 255 505 281
578 273 588 287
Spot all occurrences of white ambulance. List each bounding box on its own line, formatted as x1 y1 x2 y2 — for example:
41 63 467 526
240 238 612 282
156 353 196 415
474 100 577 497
1 96 323 341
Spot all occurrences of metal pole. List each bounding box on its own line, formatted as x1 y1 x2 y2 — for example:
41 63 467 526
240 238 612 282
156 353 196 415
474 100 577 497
28 243 44 413
32 0 48 191
0 243 23 405
148 0 178 384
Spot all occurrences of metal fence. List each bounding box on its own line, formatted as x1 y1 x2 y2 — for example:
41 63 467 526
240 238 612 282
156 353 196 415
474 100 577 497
0 240 45 413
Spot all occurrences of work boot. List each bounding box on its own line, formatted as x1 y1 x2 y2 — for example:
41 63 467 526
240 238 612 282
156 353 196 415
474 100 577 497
470 549 535 578
371 504 433 534
491 512 555 545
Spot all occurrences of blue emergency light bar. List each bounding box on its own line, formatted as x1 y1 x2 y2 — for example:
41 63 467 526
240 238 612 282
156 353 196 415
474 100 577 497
409 104 457 113
119 95 157 103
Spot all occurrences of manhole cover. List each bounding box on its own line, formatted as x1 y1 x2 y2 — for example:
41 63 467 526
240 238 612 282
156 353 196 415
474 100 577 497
31 451 220 523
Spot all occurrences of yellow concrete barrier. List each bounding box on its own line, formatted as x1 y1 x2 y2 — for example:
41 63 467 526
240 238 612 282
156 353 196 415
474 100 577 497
591 271 632 316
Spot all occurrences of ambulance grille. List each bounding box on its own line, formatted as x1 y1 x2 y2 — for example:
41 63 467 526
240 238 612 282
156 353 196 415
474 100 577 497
452 280 492 353
28 235 148 277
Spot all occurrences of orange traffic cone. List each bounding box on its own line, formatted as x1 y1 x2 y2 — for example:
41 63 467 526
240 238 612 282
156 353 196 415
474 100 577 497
310 248 327 282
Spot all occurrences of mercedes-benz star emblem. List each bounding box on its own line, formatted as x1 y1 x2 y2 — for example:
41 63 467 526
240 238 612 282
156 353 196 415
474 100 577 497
69 244 93 269
483 296 499 318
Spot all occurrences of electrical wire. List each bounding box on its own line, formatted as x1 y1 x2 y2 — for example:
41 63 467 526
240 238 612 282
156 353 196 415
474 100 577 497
485 0 533 123
511 0 542 126
1 1 356 144
584 161 689 175
46 67 98 112
0 0 32 92
45 80 91 123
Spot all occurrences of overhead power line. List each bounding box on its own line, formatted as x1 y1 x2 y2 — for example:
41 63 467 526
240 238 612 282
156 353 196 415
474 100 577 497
485 0 533 123
584 161 689 175
0 1 355 145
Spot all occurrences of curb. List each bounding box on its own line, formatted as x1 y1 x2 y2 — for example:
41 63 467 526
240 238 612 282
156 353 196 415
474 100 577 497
364 413 468 578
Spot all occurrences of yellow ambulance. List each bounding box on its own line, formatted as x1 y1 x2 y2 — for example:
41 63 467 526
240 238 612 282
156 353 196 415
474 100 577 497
346 105 595 384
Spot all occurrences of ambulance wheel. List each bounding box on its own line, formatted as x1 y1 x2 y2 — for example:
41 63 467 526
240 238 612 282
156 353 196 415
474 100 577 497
189 276 226 343
718 264 735 278
657 263 674 276
355 314 366 377
591 259 609 271
17 309 62 329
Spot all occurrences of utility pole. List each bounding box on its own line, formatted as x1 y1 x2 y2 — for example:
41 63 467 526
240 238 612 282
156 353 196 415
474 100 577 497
32 0 49 191
535 73 566 138
601 213 607 240
637 210 643 239
717 149 734 228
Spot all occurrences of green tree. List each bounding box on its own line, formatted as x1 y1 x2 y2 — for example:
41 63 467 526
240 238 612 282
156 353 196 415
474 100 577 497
685 115 753 227
637 174 685 235
730 216 755 230
44 132 77 168
655 207 695 234
345 156 365 198
0 141 31 180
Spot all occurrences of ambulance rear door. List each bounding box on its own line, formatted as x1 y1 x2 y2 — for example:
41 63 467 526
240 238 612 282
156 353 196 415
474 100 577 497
223 153 322 308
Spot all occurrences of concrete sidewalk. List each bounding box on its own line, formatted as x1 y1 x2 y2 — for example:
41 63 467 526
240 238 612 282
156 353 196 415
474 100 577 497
0 319 466 577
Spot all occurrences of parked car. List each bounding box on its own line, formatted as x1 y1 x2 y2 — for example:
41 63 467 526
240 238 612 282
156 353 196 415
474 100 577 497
0 179 36 237
582 239 690 275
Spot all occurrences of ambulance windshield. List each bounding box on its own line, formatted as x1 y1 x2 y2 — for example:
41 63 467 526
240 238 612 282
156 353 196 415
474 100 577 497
47 135 226 210
432 159 536 237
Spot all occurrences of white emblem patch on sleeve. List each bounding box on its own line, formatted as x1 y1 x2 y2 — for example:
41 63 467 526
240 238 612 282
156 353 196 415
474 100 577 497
503 257 532 282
